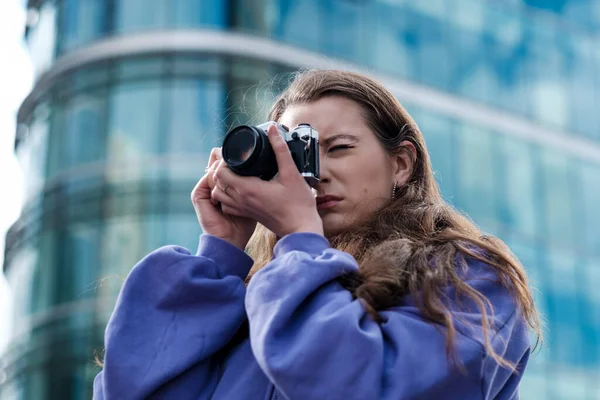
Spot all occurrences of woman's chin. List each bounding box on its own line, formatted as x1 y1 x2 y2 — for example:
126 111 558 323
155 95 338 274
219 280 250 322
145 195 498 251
322 215 353 238
322 212 376 239
322 223 341 239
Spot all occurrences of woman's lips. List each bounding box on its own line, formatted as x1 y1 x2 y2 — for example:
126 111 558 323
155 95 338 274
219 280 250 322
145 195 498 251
317 200 340 210
316 195 342 210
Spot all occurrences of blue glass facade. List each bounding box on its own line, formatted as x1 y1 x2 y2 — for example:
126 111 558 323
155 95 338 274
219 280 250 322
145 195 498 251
30 0 600 141
3 0 600 398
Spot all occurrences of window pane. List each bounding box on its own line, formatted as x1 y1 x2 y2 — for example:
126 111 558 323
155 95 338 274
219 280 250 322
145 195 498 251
567 35 599 138
504 237 552 368
60 223 102 304
63 91 107 171
46 103 65 179
106 81 163 183
580 258 600 368
520 369 550 400
447 0 492 103
167 79 226 181
99 216 172 298
18 105 50 200
485 7 529 115
418 112 456 202
165 214 202 252
539 148 574 244
405 1 450 89
580 161 600 256
371 2 417 79
59 0 107 52
170 0 227 28
526 22 569 129
448 0 486 33
504 236 542 299
544 249 583 366
498 136 538 238
225 65 280 127
232 0 273 35
99 217 145 300
25 369 48 400
168 79 224 154
114 0 168 33
5 246 38 322
30 231 57 314
456 123 496 227
553 368 589 400
321 0 367 61
275 0 324 51
66 174 104 224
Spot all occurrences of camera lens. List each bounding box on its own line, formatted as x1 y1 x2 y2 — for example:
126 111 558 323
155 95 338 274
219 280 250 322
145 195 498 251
222 124 278 179
222 126 257 166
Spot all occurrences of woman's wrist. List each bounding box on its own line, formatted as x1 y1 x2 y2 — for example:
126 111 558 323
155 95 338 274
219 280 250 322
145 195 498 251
288 218 324 237
224 237 249 251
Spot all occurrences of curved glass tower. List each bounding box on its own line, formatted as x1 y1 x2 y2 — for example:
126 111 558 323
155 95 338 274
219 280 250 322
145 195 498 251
2 1 599 399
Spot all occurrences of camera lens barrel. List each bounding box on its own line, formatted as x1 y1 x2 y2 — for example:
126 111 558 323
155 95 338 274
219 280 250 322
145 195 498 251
222 124 278 180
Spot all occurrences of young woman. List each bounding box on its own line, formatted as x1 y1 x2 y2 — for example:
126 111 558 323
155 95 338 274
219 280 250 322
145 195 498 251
93 70 541 400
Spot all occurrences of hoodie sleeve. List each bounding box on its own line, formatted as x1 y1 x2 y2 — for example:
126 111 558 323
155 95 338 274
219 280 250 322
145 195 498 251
93 234 254 400
245 233 530 400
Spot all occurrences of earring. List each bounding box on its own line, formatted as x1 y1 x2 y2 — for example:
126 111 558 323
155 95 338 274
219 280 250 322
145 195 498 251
392 182 398 198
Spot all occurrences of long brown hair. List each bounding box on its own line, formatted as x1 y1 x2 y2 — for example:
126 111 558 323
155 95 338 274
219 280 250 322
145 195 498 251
246 69 542 370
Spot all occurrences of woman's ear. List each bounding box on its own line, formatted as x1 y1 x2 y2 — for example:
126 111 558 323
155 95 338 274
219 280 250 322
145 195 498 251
392 140 417 187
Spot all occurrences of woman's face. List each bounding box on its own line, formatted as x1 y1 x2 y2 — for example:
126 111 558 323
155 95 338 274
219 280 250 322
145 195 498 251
279 96 403 237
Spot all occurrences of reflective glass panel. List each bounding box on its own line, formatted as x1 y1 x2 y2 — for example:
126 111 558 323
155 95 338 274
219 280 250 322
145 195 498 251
63 91 107 171
167 79 226 180
539 148 575 245
18 104 50 200
526 22 569 129
497 136 538 238
456 123 497 227
59 223 102 305
59 0 108 52
114 0 168 32
418 111 456 202
106 81 163 183
170 0 227 28
580 161 600 256
275 0 324 52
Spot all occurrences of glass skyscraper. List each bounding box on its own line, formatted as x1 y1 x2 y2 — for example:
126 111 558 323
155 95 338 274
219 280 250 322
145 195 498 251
2 0 599 398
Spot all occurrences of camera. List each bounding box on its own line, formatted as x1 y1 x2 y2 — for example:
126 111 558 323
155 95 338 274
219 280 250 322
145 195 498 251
222 121 320 187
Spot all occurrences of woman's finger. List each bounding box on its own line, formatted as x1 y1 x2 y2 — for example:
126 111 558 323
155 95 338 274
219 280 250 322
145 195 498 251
191 173 211 204
211 183 240 209
193 147 222 203
207 147 222 167
220 203 245 218
212 160 256 204
205 148 224 197
267 124 299 181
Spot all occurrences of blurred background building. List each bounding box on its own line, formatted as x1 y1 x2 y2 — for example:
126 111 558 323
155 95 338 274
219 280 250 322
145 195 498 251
1 0 599 398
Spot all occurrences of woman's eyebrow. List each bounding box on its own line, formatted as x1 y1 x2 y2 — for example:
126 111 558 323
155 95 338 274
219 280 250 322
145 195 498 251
320 134 359 146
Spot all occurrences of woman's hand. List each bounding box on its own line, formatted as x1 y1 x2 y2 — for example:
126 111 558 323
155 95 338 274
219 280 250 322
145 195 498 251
191 148 257 250
211 125 323 238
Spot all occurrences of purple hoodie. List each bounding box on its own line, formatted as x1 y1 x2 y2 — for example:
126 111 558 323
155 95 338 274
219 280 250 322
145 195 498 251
93 232 530 399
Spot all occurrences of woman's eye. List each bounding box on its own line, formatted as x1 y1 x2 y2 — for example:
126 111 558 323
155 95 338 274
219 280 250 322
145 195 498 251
328 145 353 153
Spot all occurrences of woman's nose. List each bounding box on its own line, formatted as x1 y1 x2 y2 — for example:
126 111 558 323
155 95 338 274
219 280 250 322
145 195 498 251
316 155 330 184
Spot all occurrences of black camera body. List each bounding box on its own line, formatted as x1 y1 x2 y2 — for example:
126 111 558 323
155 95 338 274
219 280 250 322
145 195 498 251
222 121 320 187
